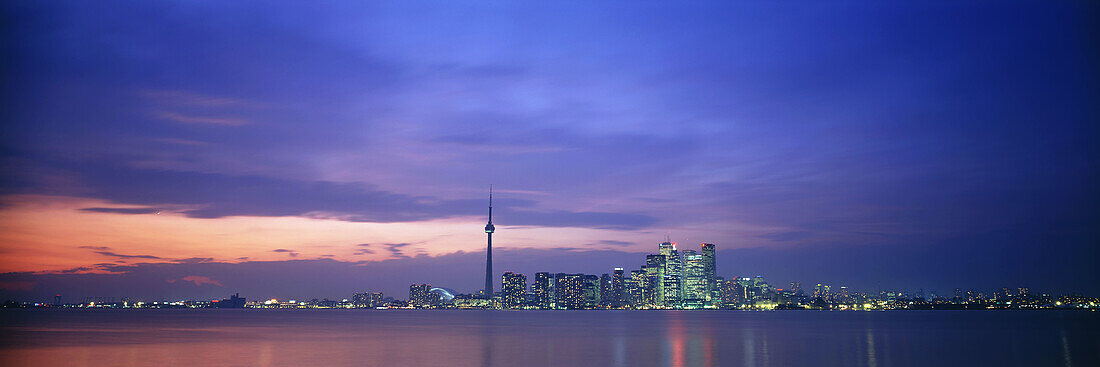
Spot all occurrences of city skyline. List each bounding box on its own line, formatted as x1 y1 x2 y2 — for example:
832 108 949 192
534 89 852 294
20 238 1097 310
1 1 1097 302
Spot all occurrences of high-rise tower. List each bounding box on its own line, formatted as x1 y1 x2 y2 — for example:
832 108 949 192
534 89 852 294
701 243 717 304
484 185 495 298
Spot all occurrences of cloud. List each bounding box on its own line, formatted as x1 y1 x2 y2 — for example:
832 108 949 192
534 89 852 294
592 240 634 247
154 111 249 126
79 207 160 214
9 159 658 229
181 275 223 287
138 89 260 108
81 246 163 260
272 249 299 257
167 275 224 287
383 243 411 259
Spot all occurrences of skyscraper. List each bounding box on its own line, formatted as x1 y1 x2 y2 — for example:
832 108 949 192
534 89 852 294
484 186 495 298
409 284 433 307
599 273 612 307
554 273 585 309
658 241 682 308
630 268 647 308
584 274 601 309
502 272 527 309
682 250 706 306
532 272 552 309
721 279 745 308
611 268 625 308
701 243 717 304
645 254 666 307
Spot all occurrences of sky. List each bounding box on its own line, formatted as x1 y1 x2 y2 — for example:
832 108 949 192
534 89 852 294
1 1 1097 302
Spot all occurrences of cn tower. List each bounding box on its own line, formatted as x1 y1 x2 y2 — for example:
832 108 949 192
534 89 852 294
483 185 495 298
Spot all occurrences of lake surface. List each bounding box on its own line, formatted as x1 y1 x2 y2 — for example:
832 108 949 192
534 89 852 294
1 309 1097 366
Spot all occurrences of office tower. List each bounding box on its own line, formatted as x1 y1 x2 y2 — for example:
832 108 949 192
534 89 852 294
789 282 803 296
532 272 552 309
659 241 682 308
502 272 527 309
629 269 647 308
738 277 754 302
700 243 717 304
554 273 585 309
714 276 725 305
53 294 61 306
351 292 384 308
215 293 246 308
483 186 495 298
584 275 601 309
682 250 706 307
720 279 744 308
599 273 612 307
645 254 666 307
611 268 625 308
409 284 433 307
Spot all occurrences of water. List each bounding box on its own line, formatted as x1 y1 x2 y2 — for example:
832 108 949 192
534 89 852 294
1 309 1096 367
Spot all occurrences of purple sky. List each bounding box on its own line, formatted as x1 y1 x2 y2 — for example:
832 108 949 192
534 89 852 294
1 1 1097 301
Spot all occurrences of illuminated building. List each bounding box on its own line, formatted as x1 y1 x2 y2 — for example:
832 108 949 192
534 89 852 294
554 273 585 309
789 282 803 296
659 241 682 308
701 243 717 304
645 255 666 307
599 273 612 307
532 272 552 309
629 269 648 308
214 293 246 308
351 292 384 308
611 268 625 308
682 250 706 307
720 279 744 308
584 275 601 309
502 272 527 309
409 284 434 307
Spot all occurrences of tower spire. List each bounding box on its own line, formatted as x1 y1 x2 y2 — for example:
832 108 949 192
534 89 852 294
484 184 495 298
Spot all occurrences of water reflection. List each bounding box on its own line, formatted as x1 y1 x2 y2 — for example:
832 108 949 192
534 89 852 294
613 330 626 367
667 313 685 367
479 312 493 367
1060 329 1072 367
0 310 1095 367
866 328 877 367
662 312 718 367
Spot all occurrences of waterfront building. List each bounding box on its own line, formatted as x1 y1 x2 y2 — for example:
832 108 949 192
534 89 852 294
584 275 601 309
409 284 434 307
682 250 706 306
554 273 586 309
351 292 384 308
532 272 552 309
645 255 666 307
629 268 648 308
721 279 744 308
502 272 527 309
599 273 612 307
611 268 626 308
701 243 717 304
658 241 683 307
214 293 246 308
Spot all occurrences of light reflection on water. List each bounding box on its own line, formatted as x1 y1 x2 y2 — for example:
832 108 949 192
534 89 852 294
0 309 1096 367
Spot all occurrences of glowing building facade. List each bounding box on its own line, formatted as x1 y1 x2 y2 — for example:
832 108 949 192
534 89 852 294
502 272 527 309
